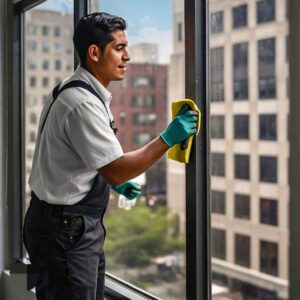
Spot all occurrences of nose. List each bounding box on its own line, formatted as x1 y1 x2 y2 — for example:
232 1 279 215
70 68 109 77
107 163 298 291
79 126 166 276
123 49 130 62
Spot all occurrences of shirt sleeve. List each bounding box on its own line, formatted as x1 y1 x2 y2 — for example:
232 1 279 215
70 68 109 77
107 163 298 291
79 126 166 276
64 101 124 170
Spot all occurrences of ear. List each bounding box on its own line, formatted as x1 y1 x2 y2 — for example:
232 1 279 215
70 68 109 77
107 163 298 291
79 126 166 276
87 44 101 63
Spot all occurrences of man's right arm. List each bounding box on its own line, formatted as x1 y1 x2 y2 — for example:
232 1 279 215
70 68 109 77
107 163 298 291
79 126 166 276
98 109 198 186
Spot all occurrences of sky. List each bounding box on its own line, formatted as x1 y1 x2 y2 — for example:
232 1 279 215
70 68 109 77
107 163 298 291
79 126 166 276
37 0 173 64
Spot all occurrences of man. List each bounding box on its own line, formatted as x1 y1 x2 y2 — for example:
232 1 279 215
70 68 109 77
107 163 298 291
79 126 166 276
23 12 198 300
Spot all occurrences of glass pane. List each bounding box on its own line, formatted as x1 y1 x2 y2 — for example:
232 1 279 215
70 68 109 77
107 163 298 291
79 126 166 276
91 1 185 299
23 0 74 252
209 0 289 299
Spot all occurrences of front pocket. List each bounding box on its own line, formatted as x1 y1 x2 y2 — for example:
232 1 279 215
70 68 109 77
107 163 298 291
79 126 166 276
62 215 85 252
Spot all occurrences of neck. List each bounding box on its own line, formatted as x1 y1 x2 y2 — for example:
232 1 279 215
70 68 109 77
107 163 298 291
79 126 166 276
83 64 109 87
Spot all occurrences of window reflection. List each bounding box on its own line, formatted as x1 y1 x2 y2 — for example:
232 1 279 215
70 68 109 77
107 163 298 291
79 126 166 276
210 0 289 299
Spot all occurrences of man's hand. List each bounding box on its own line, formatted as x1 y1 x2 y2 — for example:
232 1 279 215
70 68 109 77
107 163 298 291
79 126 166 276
160 105 198 147
113 181 141 200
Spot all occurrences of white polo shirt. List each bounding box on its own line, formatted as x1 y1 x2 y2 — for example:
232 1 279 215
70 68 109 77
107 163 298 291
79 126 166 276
29 66 124 205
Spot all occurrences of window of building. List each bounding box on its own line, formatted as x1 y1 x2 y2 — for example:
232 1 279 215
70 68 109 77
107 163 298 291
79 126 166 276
259 114 277 140
235 234 251 268
29 76 36 87
286 35 289 62
27 24 37 35
234 115 249 139
259 156 277 183
211 190 225 214
27 59 37 70
233 42 248 100
211 152 225 177
42 77 49 87
132 132 154 145
235 154 250 180
211 115 225 139
54 26 61 37
42 41 50 53
210 11 224 34
27 40 37 51
210 47 224 102
132 113 157 126
30 113 37 124
258 38 276 99
42 60 49 70
29 131 36 143
211 228 226 260
42 25 49 35
234 194 250 220
54 43 63 54
233 4 247 29
131 95 155 108
260 198 278 226
55 60 61 71
132 75 155 88
177 22 182 42
257 0 275 24
260 240 278 276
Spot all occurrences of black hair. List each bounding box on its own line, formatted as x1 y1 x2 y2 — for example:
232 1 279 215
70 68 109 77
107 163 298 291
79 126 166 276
73 12 127 67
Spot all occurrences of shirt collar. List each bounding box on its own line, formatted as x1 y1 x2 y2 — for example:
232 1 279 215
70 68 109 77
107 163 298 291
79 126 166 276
73 65 112 105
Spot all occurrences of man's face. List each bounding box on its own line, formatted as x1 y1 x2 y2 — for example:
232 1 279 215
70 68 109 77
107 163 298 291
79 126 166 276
96 29 130 86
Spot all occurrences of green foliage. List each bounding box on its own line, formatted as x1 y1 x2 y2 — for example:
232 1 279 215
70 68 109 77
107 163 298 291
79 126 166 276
104 202 184 268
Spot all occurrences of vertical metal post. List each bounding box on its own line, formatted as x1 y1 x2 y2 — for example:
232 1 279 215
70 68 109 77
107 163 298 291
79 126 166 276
185 0 211 299
289 0 300 299
74 0 88 68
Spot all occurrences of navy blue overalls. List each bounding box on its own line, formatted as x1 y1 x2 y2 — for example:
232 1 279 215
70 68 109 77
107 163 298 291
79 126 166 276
23 80 117 300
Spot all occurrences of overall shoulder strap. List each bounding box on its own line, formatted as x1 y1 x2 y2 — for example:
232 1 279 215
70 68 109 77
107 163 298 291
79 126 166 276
40 80 112 134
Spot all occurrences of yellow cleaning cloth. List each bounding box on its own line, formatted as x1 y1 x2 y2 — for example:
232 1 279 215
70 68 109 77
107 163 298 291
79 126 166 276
167 99 201 163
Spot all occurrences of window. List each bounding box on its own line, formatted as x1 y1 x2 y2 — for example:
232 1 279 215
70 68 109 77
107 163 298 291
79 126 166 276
29 131 36 143
27 40 37 51
211 152 225 177
259 114 277 140
234 194 250 220
211 115 225 139
233 42 248 100
54 26 60 37
258 38 276 99
260 240 278 276
132 132 154 145
177 22 182 42
29 76 36 87
259 156 277 183
42 77 49 87
131 95 155 108
132 75 155 88
27 24 37 35
257 0 275 24
234 154 250 180
54 43 63 54
42 60 49 70
234 115 249 139
211 190 225 214
210 47 224 102
211 229 226 260
260 198 278 226
55 60 61 70
42 41 50 53
27 59 37 70
132 113 157 125
30 113 37 124
235 234 250 268
232 5 247 29
210 11 224 34
42 25 49 35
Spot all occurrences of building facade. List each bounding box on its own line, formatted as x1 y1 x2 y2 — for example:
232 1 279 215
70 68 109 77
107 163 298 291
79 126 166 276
168 0 289 299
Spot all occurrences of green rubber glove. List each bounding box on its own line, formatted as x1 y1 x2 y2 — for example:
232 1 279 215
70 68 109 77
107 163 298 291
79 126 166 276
113 181 142 200
160 105 198 147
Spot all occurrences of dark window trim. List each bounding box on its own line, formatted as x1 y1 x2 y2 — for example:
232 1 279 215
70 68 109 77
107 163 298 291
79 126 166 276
185 0 211 299
289 0 300 298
